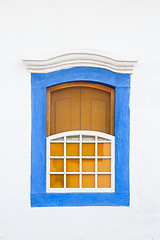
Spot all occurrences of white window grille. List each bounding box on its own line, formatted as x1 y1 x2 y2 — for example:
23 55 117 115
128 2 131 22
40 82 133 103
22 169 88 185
46 131 115 192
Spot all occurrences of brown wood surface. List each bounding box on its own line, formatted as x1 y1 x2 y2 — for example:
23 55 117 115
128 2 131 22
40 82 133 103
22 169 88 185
47 82 114 136
50 87 81 135
81 87 111 133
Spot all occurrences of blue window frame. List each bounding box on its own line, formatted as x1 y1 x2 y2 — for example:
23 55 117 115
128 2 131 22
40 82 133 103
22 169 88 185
31 67 130 207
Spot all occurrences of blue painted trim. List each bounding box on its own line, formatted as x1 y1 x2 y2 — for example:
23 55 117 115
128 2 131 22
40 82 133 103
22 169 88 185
31 67 130 207
115 87 130 193
31 87 46 193
31 193 130 207
31 67 130 88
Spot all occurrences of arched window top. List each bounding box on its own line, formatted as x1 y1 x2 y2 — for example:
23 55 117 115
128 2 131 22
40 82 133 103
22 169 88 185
48 130 115 142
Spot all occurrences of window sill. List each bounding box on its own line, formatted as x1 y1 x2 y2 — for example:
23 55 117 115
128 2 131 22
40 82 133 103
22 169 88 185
31 192 130 207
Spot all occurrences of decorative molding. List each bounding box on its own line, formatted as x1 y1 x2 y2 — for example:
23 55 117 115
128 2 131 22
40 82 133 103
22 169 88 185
23 50 137 74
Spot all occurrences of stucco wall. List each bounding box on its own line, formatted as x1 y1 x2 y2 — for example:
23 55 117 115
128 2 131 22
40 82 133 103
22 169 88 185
0 0 160 239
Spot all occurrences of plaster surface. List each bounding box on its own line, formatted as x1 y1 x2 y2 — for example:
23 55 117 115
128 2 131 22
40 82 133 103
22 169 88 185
0 0 160 239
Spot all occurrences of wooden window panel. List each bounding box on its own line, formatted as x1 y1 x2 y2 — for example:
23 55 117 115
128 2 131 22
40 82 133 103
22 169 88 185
82 159 95 172
50 143 64 156
97 159 111 172
47 82 114 136
98 143 111 156
49 87 81 135
97 174 111 188
66 174 79 188
81 87 111 134
82 143 95 156
50 175 64 188
82 175 95 188
66 159 79 172
66 143 79 156
50 159 64 172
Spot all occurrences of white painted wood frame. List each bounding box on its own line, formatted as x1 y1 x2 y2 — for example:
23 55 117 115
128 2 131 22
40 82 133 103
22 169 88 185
46 130 115 193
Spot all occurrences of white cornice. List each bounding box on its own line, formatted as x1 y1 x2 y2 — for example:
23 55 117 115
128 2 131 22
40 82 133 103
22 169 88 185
23 50 137 74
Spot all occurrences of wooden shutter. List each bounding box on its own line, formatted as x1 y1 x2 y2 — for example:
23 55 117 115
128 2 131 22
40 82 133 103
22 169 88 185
81 87 111 134
48 87 81 135
47 82 114 136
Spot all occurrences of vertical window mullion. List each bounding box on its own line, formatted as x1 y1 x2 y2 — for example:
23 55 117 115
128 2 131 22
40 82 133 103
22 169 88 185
111 139 115 192
80 134 82 188
64 136 66 189
47 138 50 191
95 135 97 188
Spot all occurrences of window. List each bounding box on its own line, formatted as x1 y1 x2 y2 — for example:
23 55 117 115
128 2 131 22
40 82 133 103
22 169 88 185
46 82 115 193
24 51 136 207
47 131 115 192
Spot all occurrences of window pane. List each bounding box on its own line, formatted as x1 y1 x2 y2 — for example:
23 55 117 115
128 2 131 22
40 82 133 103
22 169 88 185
66 159 79 172
66 135 80 141
98 159 111 172
82 159 95 172
97 137 108 142
50 143 64 156
66 143 79 156
52 137 64 141
82 136 95 141
82 143 95 156
98 143 111 156
66 174 79 188
97 174 111 188
50 174 64 188
82 175 95 188
50 159 64 172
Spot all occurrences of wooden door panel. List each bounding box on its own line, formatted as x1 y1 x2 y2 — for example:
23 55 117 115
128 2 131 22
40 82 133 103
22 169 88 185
91 99 108 133
55 98 71 133
50 87 81 134
47 83 114 136
81 87 111 134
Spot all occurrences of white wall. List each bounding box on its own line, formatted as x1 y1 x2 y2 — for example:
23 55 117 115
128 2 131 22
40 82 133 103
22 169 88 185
0 0 160 239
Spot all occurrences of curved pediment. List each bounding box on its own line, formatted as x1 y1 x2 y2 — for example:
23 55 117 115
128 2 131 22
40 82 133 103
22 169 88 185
23 50 137 74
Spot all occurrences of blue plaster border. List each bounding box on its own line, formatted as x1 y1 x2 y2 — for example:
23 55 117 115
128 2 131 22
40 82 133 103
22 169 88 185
31 67 130 207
